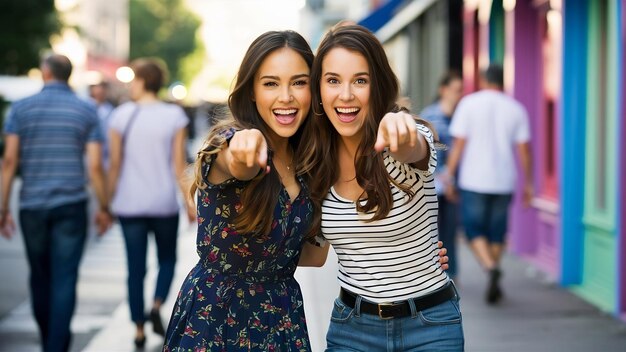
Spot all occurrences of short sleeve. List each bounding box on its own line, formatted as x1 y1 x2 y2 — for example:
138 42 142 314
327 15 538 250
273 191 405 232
108 103 137 133
449 99 469 138
172 105 189 130
3 106 19 134
514 106 531 143
86 105 103 142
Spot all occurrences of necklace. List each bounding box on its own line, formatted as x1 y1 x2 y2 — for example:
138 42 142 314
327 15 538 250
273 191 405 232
275 156 293 170
272 150 294 171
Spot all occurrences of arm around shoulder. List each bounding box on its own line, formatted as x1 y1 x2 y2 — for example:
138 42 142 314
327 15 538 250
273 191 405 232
298 241 330 267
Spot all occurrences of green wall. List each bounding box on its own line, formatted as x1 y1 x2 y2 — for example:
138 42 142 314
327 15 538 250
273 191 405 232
576 0 619 312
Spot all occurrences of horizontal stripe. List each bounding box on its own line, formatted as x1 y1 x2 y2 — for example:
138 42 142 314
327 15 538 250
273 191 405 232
320 127 449 303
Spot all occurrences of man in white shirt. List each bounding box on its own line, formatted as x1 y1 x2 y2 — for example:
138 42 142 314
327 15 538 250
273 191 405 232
445 64 533 304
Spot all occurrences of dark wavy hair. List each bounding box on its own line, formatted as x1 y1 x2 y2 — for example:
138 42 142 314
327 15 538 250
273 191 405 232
191 30 314 237
301 24 419 236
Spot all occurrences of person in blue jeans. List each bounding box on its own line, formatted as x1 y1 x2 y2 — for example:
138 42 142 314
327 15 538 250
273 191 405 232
0 53 112 352
445 64 533 304
299 25 464 351
421 70 464 280
107 58 195 348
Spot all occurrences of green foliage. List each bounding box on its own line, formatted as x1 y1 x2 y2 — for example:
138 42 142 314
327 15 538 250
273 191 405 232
0 0 60 75
130 0 201 85
179 37 206 87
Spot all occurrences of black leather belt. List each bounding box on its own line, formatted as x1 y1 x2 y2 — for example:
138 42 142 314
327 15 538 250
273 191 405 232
339 283 456 320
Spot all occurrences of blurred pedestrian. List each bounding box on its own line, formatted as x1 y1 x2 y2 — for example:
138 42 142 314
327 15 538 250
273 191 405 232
0 53 112 352
421 70 464 280
107 58 195 348
445 63 533 304
88 80 115 169
299 24 464 351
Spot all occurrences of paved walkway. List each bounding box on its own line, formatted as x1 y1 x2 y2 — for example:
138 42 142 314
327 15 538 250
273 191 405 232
2 224 626 351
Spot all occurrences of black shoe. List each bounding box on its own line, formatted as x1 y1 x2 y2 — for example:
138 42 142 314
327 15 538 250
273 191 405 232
486 268 502 304
150 309 165 336
134 335 146 349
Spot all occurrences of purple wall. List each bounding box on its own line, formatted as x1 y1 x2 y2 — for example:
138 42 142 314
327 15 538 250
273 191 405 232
509 0 543 257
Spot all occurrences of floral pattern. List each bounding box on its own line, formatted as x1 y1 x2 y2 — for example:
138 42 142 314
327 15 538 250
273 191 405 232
163 155 313 352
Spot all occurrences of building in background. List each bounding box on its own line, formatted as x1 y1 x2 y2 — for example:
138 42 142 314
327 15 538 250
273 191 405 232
54 0 129 85
462 0 626 322
310 0 625 323
304 0 463 111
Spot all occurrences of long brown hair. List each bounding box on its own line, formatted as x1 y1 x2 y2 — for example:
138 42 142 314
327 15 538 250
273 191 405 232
301 24 420 235
191 30 314 236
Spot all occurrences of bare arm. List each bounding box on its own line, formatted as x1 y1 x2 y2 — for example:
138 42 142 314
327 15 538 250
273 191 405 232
298 242 330 267
172 128 195 222
86 141 112 234
0 134 19 238
107 129 122 199
444 137 466 202
445 137 465 179
517 141 533 207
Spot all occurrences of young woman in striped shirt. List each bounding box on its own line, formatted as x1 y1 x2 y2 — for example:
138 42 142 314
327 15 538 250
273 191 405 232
299 25 465 351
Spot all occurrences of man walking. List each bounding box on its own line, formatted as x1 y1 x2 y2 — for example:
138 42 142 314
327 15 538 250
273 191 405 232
421 70 464 281
0 53 111 351
445 63 533 304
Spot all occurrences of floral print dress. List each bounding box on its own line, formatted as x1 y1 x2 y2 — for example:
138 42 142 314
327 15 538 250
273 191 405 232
163 153 313 352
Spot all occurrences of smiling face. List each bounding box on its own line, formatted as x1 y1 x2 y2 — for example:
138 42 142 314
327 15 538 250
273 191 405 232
320 47 371 142
253 47 311 140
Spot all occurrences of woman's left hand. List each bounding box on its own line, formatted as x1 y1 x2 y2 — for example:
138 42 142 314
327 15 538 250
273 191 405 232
437 240 449 271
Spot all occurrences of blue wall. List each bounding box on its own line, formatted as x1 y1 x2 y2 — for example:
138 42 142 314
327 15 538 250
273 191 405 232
560 0 588 286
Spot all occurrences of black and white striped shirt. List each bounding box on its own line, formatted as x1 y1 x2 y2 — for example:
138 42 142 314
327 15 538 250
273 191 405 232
319 125 449 303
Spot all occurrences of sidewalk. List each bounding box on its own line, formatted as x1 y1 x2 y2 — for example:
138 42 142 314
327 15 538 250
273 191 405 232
2 230 626 351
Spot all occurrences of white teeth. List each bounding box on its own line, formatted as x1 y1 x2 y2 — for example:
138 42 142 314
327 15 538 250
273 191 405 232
336 107 359 114
273 108 297 115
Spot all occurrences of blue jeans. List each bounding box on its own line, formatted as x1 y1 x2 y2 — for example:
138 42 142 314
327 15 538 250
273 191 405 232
438 195 459 278
20 201 88 352
326 284 464 351
459 190 512 243
119 215 179 323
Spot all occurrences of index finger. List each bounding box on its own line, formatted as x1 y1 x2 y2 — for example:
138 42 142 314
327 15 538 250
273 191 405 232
406 115 417 147
256 137 268 169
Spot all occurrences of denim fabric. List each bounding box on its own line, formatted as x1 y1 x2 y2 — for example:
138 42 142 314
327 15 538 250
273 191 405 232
326 284 464 351
437 195 459 277
119 215 179 323
19 201 88 352
459 190 512 243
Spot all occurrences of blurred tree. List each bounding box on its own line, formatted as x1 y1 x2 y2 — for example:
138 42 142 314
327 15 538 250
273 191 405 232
0 0 60 75
130 0 202 85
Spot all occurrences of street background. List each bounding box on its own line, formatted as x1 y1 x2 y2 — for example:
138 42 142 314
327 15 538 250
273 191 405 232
2 212 626 351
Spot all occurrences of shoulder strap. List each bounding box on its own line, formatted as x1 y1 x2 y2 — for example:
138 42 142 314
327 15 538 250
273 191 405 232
122 105 141 147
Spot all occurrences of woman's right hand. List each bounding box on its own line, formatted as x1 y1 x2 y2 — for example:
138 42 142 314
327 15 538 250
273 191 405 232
227 129 270 179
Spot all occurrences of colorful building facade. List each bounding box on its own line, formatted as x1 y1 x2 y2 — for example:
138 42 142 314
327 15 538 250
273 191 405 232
462 0 625 319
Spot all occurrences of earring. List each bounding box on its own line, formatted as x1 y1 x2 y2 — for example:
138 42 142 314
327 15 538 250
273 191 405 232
319 102 323 105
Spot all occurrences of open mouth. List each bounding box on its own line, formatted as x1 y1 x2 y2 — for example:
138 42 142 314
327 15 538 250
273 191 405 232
335 107 360 123
273 108 298 125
